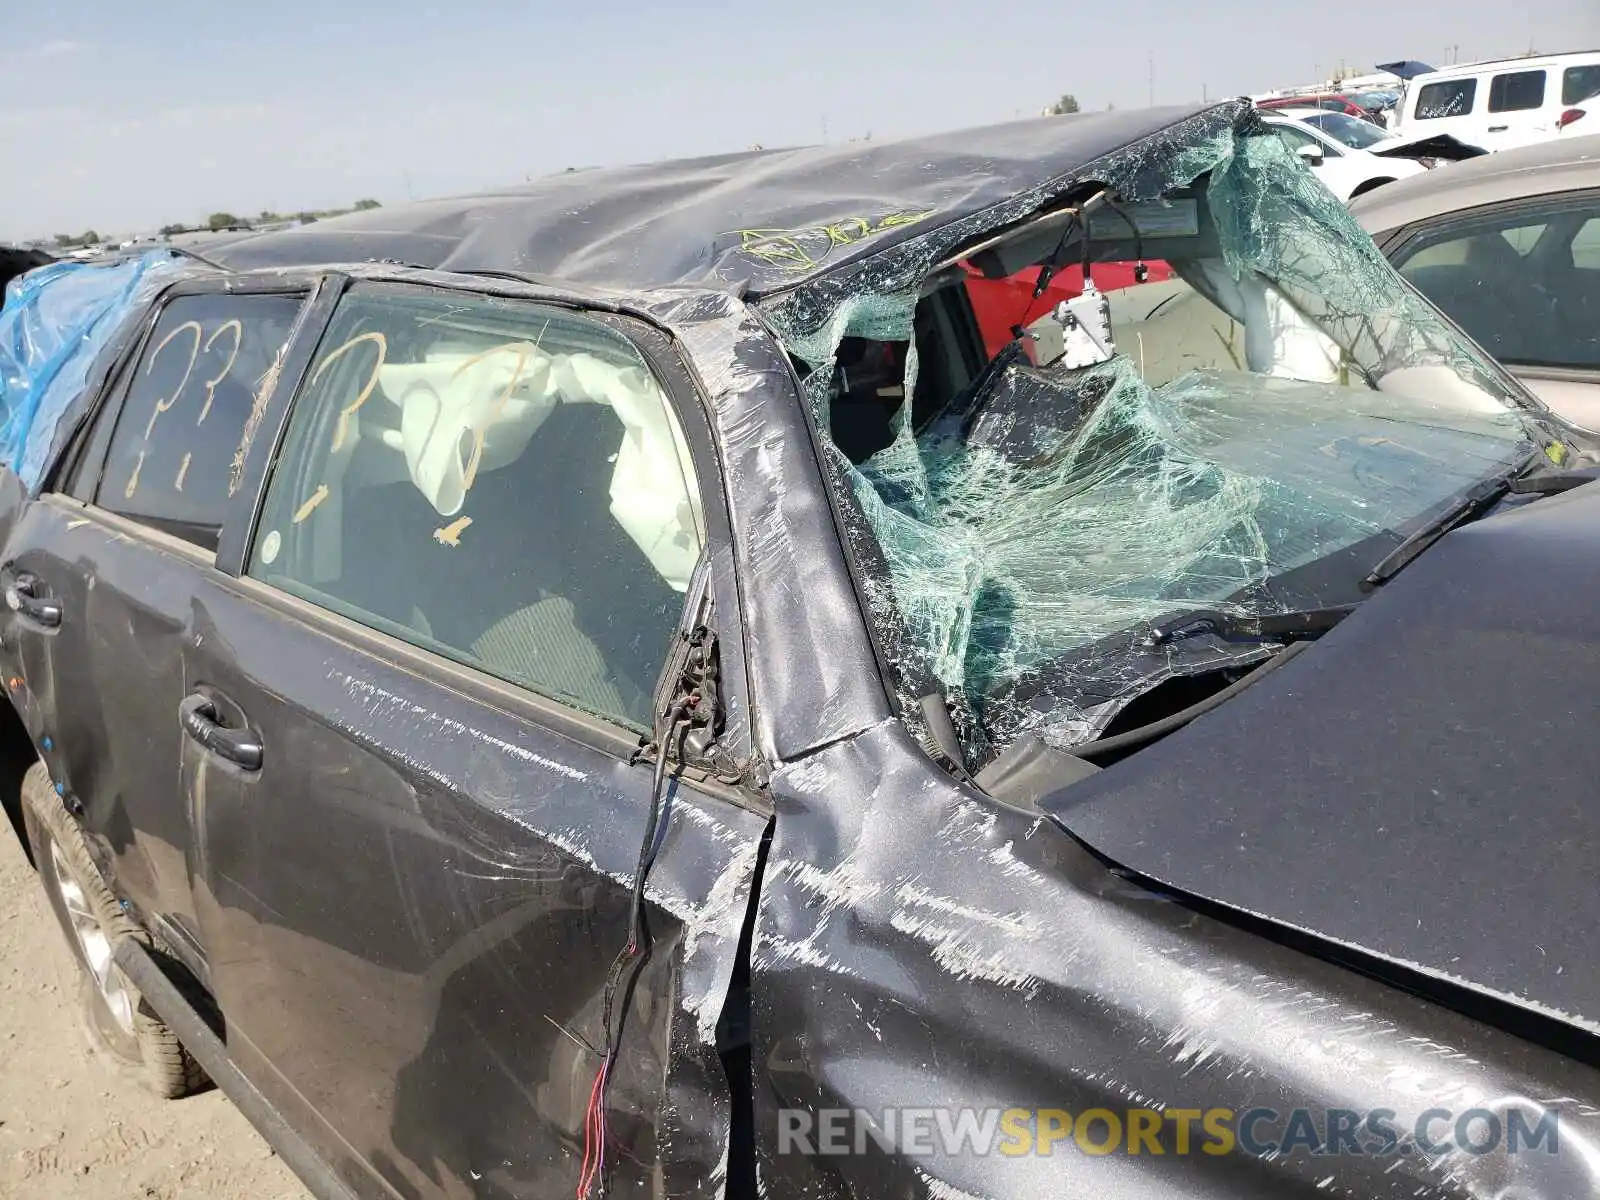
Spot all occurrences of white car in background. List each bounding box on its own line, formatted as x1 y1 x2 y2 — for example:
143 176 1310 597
1259 109 1478 201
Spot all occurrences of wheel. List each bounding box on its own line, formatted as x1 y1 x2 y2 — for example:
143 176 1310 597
22 763 206 1098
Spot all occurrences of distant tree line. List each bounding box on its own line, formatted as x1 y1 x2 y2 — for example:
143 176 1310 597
1040 92 1120 117
56 199 383 248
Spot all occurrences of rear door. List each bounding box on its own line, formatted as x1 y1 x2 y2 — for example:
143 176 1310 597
0 278 310 980
1483 67 1552 148
1560 61 1600 130
186 279 768 1198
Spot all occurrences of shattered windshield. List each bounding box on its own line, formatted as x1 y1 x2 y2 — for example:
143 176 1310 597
759 111 1552 767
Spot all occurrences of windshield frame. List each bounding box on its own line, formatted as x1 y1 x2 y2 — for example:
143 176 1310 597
758 109 1568 766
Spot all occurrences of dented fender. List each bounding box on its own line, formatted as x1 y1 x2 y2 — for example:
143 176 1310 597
748 719 1600 1199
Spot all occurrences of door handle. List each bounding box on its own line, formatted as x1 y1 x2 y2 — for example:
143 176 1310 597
7 574 61 628
180 693 263 771
1487 124 1509 132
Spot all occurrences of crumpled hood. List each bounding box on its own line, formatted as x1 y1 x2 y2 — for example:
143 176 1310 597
1044 479 1600 1039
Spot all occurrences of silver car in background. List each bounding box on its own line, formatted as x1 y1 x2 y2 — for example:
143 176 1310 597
1352 134 1600 431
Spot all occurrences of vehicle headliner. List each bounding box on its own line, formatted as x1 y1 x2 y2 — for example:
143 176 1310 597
1350 133 1600 234
185 104 1224 298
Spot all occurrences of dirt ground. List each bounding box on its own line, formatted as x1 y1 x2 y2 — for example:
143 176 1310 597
0 828 309 1200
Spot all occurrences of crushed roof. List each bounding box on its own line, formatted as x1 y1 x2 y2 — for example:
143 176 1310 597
200 103 1236 297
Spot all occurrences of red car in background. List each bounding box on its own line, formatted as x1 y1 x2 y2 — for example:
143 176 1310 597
1257 93 1381 123
962 259 1175 357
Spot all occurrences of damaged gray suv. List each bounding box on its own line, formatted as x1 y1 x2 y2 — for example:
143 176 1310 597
2 98 1599 1200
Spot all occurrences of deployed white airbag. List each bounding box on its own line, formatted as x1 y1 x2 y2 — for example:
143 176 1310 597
375 344 704 591
378 343 557 517
1189 260 1342 382
551 351 705 594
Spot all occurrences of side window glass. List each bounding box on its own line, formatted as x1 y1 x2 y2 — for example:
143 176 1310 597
1415 79 1476 119
1395 199 1600 369
1402 221 1548 269
1488 70 1546 113
248 285 706 732
64 352 135 500
1573 217 1600 269
1563 64 1600 106
97 294 304 550
1271 125 1339 159
1499 222 1549 255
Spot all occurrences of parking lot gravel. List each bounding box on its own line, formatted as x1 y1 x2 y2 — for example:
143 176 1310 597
0 827 308 1200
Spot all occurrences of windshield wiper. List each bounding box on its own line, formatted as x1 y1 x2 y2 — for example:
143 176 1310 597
1142 604 1357 647
1360 445 1550 591
1508 464 1600 495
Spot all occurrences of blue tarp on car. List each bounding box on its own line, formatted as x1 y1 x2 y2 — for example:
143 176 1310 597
0 251 180 489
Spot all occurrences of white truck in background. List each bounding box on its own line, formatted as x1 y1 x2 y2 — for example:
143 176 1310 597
1390 51 1600 151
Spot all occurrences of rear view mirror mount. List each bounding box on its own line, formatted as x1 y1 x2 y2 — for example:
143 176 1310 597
1022 283 1116 370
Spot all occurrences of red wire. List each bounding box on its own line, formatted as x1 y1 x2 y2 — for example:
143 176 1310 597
578 1074 600 1197
577 1063 605 1198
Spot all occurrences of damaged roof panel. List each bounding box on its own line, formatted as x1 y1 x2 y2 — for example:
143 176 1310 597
193 105 1234 296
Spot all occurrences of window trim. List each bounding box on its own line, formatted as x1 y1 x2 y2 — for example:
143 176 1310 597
59 315 158 501
1379 187 1600 258
213 273 348 573
223 277 753 767
209 562 767 813
40 493 218 570
1562 63 1600 106
1487 69 1548 114
62 274 321 547
1512 363 1600 387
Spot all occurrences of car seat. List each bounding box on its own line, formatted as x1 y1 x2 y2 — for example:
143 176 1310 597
1405 239 1538 364
336 400 679 729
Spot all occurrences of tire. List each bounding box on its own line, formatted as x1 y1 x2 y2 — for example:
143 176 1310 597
22 763 206 1098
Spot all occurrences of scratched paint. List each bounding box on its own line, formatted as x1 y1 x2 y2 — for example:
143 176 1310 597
231 342 285 497
1 98 1593 1200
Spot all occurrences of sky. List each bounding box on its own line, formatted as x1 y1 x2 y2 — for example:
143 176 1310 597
4 0 1598 242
